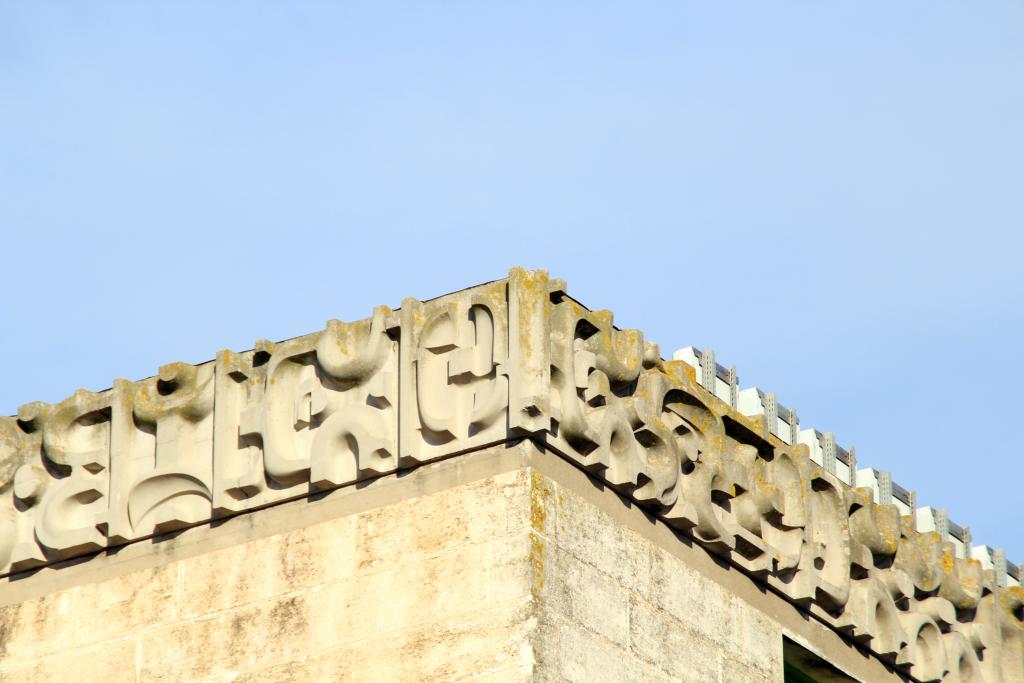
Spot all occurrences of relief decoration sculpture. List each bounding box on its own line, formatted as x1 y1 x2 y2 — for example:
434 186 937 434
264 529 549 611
0 268 1020 682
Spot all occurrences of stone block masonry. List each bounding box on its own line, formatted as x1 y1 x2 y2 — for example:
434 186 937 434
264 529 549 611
0 443 947 681
0 448 538 681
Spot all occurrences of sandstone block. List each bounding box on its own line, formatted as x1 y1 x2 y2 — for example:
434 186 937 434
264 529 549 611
178 514 355 618
0 638 135 683
627 594 723 683
139 593 313 680
354 469 526 573
313 540 495 651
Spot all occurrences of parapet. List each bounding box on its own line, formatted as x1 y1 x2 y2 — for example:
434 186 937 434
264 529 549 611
675 344 1020 577
1 269 1021 681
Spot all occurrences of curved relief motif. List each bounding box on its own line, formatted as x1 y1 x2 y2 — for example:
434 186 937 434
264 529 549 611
0 417 47 572
310 307 398 488
804 473 853 609
126 473 211 534
118 363 215 538
943 631 984 683
242 336 319 486
212 347 267 514
628 374 695 506
236 306 399 500
415 304 504 440
839 568 908 657
399 281 509 465
19 389 111 558
548 300 647 493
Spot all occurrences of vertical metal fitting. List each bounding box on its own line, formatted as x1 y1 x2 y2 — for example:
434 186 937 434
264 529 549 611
878 471 893 505
727 365 738 409
701 349 716 392
822 431 837 476
994 548 1008 587
764 392 778 438
935 508 949 539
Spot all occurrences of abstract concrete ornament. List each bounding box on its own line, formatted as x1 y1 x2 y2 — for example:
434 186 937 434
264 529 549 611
0 268 1021 682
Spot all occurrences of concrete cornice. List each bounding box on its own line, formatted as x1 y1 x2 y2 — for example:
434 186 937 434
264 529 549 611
1 268 1021 682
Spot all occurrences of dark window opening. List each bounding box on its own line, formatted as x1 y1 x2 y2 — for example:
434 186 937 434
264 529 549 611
783 637 858 683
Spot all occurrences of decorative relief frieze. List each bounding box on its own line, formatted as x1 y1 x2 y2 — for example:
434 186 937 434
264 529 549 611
399 279 509 465
0 267 1020 682
114 363 215 540
17 387 113 563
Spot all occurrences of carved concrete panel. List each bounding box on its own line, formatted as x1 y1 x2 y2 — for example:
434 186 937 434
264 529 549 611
223 307 399 512
398 279 508 465
110 365 215 541
0 268 1020 682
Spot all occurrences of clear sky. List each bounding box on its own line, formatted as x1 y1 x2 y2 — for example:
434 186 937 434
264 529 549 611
2 3 1022 559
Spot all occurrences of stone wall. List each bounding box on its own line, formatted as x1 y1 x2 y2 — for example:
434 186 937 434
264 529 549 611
526 448 903 683
1 442 917 681
529 468 782 682
0 451 536 682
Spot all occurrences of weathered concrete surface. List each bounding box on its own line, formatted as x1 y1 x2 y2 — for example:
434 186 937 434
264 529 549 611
525 450 906 683
0 447 537 682
0 441 916 682
2 269 1021 682
528 466 782 682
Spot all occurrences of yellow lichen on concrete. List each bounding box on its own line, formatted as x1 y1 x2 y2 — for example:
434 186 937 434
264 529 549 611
529 470 550 596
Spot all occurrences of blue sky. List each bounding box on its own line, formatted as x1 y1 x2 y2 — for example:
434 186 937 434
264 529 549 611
2 3 1022 559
